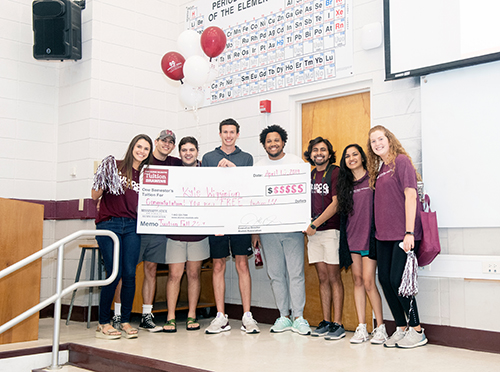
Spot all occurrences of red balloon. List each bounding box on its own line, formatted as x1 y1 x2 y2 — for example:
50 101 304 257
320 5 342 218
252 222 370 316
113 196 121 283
200 27 227 59
161 52 185 81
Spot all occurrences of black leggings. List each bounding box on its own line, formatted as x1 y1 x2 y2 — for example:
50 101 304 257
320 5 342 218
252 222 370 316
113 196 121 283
376 240 420 327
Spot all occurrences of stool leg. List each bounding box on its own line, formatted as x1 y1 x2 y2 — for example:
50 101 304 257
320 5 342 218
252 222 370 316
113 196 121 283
66 248 86 325
87 249 97 328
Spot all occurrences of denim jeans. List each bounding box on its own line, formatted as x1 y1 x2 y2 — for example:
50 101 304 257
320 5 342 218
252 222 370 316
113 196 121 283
96 217 140 324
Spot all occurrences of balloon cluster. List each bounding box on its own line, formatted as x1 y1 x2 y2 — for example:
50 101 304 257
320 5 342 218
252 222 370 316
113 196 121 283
161 27 227 109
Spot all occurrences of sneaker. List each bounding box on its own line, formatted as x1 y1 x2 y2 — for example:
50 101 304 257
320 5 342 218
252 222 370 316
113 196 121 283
396 327 428 348
370 324 389 344
112 314 121 330
270 316 293 333
205 312 231 334
311 320 331 337
241 312 260 334
350 323 369 344
324 322 345 340
139 313 163 333
291 316 311 336
383 328 406 348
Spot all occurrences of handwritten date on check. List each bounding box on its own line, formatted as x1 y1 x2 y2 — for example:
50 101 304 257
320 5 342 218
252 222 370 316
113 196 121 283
137 164 311 235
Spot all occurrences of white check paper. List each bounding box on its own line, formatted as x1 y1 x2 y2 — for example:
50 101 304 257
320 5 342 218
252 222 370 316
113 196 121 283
137 164 311 235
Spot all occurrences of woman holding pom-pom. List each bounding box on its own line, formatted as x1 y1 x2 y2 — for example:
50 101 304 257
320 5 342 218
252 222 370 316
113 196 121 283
92 134 152 339
367 125 427 349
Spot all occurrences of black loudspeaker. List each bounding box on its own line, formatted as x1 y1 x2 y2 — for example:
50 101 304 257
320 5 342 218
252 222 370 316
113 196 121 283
32 0 82 60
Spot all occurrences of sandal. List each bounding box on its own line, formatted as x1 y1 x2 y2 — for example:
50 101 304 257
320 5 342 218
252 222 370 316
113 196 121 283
163 319 177 333
121 323 138 339
186 317 200 331
96 324 121 340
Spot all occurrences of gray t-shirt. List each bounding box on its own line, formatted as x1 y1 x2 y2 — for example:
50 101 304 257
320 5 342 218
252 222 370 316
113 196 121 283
201 146 253 167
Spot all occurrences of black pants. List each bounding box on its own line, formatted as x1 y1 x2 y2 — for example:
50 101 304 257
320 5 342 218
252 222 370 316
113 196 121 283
376 240 420 327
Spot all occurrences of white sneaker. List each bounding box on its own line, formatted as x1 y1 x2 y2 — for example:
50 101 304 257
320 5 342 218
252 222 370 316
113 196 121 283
396 327 428 348
205 312 231 334
241 312 260 334
384 328 406 348
370 324 389 344
350 323 369 344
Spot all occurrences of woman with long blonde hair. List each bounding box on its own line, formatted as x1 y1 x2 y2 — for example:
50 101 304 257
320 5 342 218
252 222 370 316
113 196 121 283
367 125 427 348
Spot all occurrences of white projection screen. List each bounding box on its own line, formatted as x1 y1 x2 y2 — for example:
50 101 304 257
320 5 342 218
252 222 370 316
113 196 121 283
384 0 500 80
421 60 500 228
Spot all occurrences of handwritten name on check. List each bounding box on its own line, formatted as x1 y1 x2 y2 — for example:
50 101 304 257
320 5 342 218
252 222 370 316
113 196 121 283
137 164 311 235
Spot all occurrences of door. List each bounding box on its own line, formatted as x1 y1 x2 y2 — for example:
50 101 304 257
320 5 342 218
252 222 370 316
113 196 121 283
301 91 372 332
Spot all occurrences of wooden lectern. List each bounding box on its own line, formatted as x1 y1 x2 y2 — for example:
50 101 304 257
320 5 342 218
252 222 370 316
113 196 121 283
0 198 43 345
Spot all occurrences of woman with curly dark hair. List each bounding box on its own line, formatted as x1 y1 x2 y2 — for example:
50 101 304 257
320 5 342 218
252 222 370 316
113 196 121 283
367 125 426 349
337 144 387 344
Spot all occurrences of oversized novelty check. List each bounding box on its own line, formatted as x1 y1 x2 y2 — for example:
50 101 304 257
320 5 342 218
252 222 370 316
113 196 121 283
137 163 311 235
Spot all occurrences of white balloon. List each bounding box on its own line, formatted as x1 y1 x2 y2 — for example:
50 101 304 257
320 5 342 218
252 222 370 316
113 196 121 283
177 30 204 58
183 55 210 87
179 83 204 108
206 59 219 84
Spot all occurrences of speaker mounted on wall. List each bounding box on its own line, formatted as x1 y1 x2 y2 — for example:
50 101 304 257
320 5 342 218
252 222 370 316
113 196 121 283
32 0 84 60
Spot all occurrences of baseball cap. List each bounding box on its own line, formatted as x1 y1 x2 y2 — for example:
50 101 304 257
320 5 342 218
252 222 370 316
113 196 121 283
157 129 176 143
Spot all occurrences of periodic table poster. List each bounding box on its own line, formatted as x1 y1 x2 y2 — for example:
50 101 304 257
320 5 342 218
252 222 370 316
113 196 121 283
186 0 352 105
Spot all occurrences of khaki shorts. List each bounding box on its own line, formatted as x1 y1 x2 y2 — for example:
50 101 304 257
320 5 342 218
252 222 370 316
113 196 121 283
166 237 210 264
307 229 340 265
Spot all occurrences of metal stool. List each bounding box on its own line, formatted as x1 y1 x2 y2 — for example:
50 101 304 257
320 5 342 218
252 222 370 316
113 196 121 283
66 244 103 328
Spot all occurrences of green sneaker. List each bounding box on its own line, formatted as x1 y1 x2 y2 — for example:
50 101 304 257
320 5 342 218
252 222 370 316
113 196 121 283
291 316 311 336
270 316 293 333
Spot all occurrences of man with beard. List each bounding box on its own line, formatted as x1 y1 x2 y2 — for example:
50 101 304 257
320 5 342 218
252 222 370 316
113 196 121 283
252 125 312 335
303 137 345 340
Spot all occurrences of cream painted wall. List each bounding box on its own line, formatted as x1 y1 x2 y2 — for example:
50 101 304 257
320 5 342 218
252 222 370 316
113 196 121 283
1 0 499 332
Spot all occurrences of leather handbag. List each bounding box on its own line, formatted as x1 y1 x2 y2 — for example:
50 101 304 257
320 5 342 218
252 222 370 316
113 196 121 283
417 194 441 266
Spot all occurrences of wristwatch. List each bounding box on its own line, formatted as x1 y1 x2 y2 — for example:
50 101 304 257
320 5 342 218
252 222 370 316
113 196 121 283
405 231 414 236
310 223 317 230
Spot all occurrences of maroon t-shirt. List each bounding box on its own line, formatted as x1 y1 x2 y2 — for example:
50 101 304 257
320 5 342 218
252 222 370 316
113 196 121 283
374 154 422 241
311 165 340 231
346 172 372 252
95 161 140 224
152 155 182 166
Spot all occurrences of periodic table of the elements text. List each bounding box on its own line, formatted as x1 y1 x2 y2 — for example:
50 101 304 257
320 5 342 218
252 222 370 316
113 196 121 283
186 0 352 106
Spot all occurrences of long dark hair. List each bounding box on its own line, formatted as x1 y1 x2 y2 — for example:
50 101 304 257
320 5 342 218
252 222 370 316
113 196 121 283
337 144 367 215
119 134 152 187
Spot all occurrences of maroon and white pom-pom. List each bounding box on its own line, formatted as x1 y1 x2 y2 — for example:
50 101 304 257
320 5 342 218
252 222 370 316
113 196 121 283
398 250 419 297
92 155 124 195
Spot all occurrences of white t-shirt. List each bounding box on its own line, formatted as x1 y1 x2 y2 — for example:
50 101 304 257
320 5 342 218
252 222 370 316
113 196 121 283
255 153 305 166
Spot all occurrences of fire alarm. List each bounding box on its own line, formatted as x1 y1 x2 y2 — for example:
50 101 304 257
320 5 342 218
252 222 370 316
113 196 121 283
259 100 271 113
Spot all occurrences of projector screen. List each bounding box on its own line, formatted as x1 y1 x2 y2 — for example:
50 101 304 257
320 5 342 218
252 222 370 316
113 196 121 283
384 0 500 80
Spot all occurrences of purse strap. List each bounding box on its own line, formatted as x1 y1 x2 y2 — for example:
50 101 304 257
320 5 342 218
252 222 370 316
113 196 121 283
423 194 431 213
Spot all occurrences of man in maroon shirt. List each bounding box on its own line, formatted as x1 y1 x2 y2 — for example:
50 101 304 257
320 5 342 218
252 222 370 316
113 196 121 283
303 137 345 340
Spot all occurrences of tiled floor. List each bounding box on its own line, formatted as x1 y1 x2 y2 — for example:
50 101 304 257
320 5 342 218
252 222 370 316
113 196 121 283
2 317 500 372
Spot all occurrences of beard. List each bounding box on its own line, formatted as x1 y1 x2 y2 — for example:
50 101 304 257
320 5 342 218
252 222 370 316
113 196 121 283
267 148 283 158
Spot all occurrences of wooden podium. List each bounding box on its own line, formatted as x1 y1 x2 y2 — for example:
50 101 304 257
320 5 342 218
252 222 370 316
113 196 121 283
0 198 43 345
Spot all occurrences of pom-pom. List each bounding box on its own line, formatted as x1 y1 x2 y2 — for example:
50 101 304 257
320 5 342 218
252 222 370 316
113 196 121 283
92 155 124 195
398 250 418 297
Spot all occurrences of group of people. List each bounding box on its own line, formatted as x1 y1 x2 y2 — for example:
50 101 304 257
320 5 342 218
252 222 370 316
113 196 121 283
91 118 428 349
